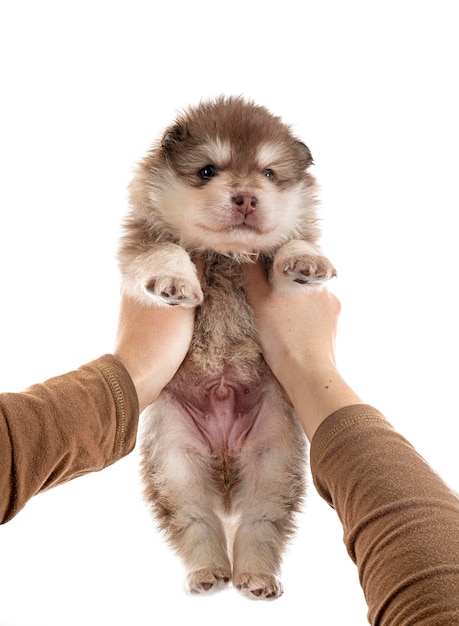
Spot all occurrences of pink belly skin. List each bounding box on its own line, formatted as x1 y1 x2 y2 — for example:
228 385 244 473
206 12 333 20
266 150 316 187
172 375 263 453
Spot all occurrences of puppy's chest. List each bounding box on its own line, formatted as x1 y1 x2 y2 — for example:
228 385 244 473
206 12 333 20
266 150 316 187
166 257 268 453
186 258 262 378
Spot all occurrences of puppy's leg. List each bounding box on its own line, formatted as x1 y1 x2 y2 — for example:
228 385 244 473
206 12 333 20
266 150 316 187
232 493 286 599
121 242 203 307
271 240 336 293
232 385 306 600
141 398 231 594
174 508 232 595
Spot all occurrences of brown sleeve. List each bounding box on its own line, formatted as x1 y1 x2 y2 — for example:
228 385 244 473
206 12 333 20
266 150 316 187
310 404 459 625
0 354 139 524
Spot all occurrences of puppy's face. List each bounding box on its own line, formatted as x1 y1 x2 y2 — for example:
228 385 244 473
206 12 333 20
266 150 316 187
133 98 318 254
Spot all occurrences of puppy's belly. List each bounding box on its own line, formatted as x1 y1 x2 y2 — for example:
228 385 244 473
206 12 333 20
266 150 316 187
172 374 263 453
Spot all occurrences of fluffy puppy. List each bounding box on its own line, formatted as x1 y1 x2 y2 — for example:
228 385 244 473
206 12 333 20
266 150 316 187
118 96 335 599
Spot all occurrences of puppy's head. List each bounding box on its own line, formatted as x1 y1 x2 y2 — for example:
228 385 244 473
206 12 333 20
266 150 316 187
130 96 319 255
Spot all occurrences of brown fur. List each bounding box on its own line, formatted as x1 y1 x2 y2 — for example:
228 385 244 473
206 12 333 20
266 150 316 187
118 96 335 599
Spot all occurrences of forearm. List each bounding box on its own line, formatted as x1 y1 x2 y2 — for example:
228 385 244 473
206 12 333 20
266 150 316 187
310 405 459 625
284 364 363 441
0 355 139 523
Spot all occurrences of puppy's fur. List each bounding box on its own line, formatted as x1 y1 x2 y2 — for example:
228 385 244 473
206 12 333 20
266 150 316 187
118 96 335 599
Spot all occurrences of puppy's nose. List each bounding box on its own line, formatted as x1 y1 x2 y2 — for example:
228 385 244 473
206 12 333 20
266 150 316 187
232 194 258 216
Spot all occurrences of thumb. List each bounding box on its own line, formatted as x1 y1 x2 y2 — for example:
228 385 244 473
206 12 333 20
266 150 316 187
242 260 271 306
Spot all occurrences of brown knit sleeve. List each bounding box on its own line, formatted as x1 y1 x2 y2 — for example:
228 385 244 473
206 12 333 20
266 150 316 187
0 354 139 524
310 404 459 625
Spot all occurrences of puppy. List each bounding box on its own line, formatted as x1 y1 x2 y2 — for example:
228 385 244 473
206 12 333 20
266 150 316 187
118 96 335 599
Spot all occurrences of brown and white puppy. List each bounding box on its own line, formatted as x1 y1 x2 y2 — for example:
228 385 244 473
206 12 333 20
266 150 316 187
118 96 335 600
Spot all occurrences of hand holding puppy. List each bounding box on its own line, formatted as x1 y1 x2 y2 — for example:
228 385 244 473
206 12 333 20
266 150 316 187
244 262 362 440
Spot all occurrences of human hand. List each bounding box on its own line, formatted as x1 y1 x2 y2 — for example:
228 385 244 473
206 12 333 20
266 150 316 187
244 261 361 440
114 291 196 412
244 261 340 385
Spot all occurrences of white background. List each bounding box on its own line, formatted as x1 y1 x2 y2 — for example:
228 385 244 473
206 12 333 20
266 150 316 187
1 1 458 624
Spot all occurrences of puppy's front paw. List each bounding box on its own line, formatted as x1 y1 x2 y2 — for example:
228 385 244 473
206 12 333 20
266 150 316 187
144 275 203 307
278 253 336 284
233 572 283 601
120 243 203 308
187 567 231 595
272 240 336 293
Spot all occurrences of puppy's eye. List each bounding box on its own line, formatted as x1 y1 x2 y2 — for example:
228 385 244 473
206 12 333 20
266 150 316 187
199 165 217 179
263 168 275 180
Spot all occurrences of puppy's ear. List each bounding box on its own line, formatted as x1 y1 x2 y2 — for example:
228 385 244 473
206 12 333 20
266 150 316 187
296 141 314 169
161 123 188 157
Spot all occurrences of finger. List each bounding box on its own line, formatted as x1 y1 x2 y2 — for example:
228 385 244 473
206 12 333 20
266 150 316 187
242 260 271 303
192 257 205 280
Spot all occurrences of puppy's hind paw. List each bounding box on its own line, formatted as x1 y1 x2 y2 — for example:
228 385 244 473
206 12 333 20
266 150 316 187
234 573 283 601
187 567 231 595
